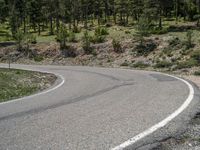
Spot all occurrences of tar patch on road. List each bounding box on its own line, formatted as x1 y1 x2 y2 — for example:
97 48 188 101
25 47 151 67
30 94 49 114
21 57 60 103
150 74 178 82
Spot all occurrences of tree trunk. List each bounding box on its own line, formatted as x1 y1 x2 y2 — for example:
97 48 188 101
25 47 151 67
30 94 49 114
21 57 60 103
56 17 60 33
159 9 162 29
50 17 53 35
23 18 26 33
38 24 41 35
175 0 178 24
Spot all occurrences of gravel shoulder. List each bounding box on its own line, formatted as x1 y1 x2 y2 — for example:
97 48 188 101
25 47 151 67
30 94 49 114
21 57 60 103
148 75 200 150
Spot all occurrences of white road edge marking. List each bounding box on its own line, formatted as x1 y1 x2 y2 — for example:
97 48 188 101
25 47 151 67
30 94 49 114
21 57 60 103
112 73 194 150
0 70 65 106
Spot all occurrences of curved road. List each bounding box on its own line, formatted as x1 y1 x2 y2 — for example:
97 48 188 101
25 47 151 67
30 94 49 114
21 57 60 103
0 64 199 150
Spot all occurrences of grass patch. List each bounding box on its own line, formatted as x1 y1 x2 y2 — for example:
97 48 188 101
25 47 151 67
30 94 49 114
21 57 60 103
0 68 56 102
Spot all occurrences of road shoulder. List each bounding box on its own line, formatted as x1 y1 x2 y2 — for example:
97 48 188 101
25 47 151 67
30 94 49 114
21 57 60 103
134 75 200 150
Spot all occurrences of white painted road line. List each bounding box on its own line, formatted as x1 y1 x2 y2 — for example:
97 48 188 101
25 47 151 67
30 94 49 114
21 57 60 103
112 74 194 150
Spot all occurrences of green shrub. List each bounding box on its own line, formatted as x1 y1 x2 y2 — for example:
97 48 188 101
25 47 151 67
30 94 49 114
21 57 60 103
194 71 200 76
118 20 127 26
120 60 129 66
136 16 150 37
82 31 93 54
56 24 69 49
149 27 169 35
14 30 24 51
101 28 109 35
169 37 181 46
134 40 157 56
163 48 173 57
73 26 81 33
90 34 106 43
30 34 37 44
61 46 77 57
132 61 149 68
176 59 198 69
95 26 109 36
191 51 200 63
105 23 112 27
90 26 108 43
24 33 37 55
154 61 173 68
34 55 44 62
68 31 76 42
185 30 193 49
14 30 36 55
125 30 131 34
134 16 150 46
112 39 123 53
24 34 37 44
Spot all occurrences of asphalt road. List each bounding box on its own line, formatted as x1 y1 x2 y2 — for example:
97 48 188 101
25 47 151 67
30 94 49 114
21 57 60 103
0 64 199 150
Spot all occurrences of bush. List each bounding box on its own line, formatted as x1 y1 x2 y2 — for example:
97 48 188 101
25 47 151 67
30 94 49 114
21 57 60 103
73 26 81 33
112 39 123 53
136 16 150 37
24 33 36 55
14 30 36 55
101 28 109 35
132 61 149 68
90 27 108 44
24 34 37 44
125 30 131 34
34 55 44 62
169 37 181 46
90 34 106 43
120 60 129 66
163 48 173 57
82 31 93 54
118 20 127 26
175 59 198 69
194 71 200 76
105 23 112 27
134 40 157 56
61 46 77 57
56 24 68 49
95 26 109 36
185 30 194 49
14 30 24 51
191 50 200 63
154 61 173 68
194 15 200 26
68 31 76 42
149 27 169 35
30 34 37 44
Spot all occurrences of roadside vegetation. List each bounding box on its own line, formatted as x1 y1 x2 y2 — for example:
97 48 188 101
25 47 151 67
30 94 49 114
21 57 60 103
0 68 56 102
0 0 200 75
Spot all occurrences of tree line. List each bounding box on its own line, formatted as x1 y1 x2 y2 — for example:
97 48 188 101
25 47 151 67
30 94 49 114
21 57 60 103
1 0 200 36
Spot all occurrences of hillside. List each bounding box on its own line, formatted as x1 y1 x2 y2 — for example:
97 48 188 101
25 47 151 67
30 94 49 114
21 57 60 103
1 22 200 76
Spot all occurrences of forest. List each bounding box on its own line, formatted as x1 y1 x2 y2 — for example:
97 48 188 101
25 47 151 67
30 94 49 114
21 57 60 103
1 0 200 72
1 0 200 36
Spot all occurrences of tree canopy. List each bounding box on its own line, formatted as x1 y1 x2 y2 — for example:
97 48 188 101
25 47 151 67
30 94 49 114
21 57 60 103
1 0 200 36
